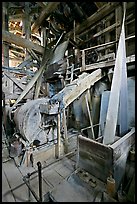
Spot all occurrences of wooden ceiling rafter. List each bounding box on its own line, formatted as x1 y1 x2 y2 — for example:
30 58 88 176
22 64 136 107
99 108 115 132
2 30 44 55
31 2 60 33
65 2 120 39
94 2 107 9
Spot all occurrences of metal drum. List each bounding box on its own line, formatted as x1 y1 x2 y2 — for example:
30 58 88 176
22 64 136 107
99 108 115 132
13 98 49 144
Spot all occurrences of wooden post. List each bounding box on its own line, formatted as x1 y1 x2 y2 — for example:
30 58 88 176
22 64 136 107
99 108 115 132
85 93 95 139
23 2 31 59
34 74 43 99
115 5 122 49
105 16 111 54
2 2 13 94
57 112 61 158
87 88 92 111
81 50 86 71
34 28 47 99
63 108 68 153
41 27 47 47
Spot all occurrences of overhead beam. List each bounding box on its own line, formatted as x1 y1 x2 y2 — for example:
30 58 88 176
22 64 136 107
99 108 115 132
2 30 44 54
36 2 47 8
94 2 107 9
31 2 60 33
9 14 25 21
66 2 119 38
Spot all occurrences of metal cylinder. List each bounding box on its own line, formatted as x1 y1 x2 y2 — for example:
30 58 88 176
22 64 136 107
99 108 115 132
13 98 49 144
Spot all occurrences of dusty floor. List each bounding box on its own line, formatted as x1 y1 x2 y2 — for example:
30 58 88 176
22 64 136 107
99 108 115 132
2 126 77 202
3 125 134 202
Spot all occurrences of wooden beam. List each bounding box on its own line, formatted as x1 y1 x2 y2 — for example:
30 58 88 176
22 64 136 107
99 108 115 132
115 5 123 49
81 54 135 71
3 2 14 94
85 93 95 139
66 2 119 38
9 14 25 21
4 72 25 90
10 47 54 109
4 92 33 100
2 30 44 54
93 23 119 38
62 108 68 153
23 2 31 59
82 23 118 45
34 74 43 99
36 2 46 8
94 2 107 9
31 2 60 33
63 69 102 108
2 66 34 76
78 13 114 38
57 112 61 158
81 35 135 52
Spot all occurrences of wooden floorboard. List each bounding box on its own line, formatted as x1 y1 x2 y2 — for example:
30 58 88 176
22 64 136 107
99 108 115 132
2 127 78 202
2 148 77 202
2 169 15 202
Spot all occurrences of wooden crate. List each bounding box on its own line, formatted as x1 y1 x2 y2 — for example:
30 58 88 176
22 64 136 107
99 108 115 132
77 128 135 190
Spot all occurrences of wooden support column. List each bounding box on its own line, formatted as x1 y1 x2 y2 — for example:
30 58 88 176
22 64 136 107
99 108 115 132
34 74 43 99
23 2 31 59
105 17 111 54
41 27 47 47
33 27 47 99
115 5 123 49
63 109 68 153
81 50 86 71
85 93 95 139
56 112 61 158
87 88 92 111
2 2 13 94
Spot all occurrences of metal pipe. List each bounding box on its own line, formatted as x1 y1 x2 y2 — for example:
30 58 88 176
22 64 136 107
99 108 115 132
37 161 42 202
